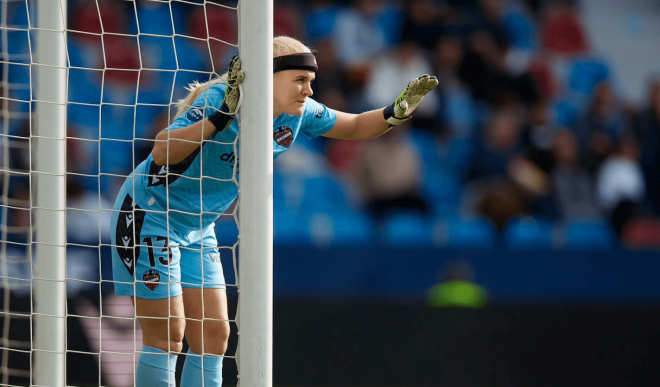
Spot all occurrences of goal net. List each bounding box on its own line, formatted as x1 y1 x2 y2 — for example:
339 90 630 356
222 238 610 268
0 0 272 386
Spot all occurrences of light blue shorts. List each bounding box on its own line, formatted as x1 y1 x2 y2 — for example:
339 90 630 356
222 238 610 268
111 191 226 300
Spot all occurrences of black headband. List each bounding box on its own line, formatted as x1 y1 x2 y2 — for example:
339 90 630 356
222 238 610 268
273 53 318 73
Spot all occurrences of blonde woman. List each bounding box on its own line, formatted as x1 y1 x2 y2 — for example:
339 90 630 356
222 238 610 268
110 36 437 387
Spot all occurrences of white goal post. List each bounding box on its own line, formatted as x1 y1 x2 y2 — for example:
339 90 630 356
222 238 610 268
33 0 67 386
237 0 274 386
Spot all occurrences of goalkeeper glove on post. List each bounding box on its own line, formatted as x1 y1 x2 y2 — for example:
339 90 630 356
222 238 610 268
383 74 439 128
209 54 245 133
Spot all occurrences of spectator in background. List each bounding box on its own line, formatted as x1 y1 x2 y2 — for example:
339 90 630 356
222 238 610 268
500 0 538 50
401 0 444 51
433 34 479 138
551 130 600 220
332 0 388 67
305 0 341 42
428 259 487 308
467 109 523 181
635 79 660 215
521 100 556 173
332 0 390 106
541 0 589 57
355 128 427 224
470 0 510 49
464 108 551 228
459 14 539 108
463 110 526 228
574 82 632 174
365 39 439 129
596 136 646 235
308 40 348 111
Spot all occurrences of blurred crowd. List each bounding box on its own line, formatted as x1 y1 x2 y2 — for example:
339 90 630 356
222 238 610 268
2 0 660 249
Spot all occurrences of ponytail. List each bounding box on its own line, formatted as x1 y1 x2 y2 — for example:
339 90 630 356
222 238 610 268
174 36 312 119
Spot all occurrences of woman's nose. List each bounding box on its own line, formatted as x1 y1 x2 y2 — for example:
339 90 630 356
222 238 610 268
303 83 313 97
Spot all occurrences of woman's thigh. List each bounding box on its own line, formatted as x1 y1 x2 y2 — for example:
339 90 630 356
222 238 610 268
134 295 186 352
182 288 230 355
111 192 183 299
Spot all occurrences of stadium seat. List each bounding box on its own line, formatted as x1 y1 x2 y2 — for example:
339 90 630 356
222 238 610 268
622 217 660 249
409 129 440 165
567 57 610 95
301 176 348 212
446 137 476 179
383 211 436 247
274 209 313 245
421 167 460 217
502 4 538 49
564 219 616 250
503 216 555 250
305 5 340 40
130 2 184 37
553 99 581 127
309 210 375 246
444 217 497 249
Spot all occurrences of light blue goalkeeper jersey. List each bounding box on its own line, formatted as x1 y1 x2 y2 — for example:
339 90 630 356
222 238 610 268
126 82 337 231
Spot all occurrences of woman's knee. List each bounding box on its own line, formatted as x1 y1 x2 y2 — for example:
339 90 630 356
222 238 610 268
134 296 186 353
187 319 230 355
141 316 186 352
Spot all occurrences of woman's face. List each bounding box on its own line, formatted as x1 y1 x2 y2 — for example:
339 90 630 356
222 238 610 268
273 69 315 117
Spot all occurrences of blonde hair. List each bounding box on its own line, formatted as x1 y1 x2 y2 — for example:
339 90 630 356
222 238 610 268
174 36 312 118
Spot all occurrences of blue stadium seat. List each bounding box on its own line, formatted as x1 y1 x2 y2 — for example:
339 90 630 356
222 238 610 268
444 217 497 249
409 129 440 165
305 5 340 40
553 99 581 127
274 209 313 245
421 167 460 217
565 220 616 250
383 211 435 247
446 137 476 179
309 210 375 246
129 2 185 36
567 57 610 95
301 176 348 212
502 4 538 49
504 216 555 250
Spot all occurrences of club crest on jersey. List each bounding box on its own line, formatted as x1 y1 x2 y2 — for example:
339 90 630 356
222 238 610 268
274 126 293 148
186 108 204 122
143 270 160 291
315 106 323 119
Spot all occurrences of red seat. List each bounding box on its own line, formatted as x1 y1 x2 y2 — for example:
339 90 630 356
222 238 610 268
622 217 660 249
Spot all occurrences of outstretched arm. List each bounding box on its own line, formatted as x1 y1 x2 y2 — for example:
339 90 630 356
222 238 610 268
322 74 438 140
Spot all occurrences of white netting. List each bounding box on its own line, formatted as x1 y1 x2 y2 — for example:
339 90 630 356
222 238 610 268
0 0 241 385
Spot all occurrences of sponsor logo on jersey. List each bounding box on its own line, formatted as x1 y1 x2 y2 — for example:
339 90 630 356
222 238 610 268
186 108 204 122
220 152 237 164
274 126 293 148
210 253 221 263
315 106 323 119
143 270 160 291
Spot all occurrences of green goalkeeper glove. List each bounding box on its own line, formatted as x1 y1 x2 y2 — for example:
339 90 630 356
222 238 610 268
209 54 245 133
383 74 439 127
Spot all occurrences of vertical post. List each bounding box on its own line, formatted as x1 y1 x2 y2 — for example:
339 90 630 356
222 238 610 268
33 0 67 386
237 0 273 386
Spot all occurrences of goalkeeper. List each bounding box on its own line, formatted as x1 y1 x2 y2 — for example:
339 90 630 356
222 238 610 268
110 36 437 387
